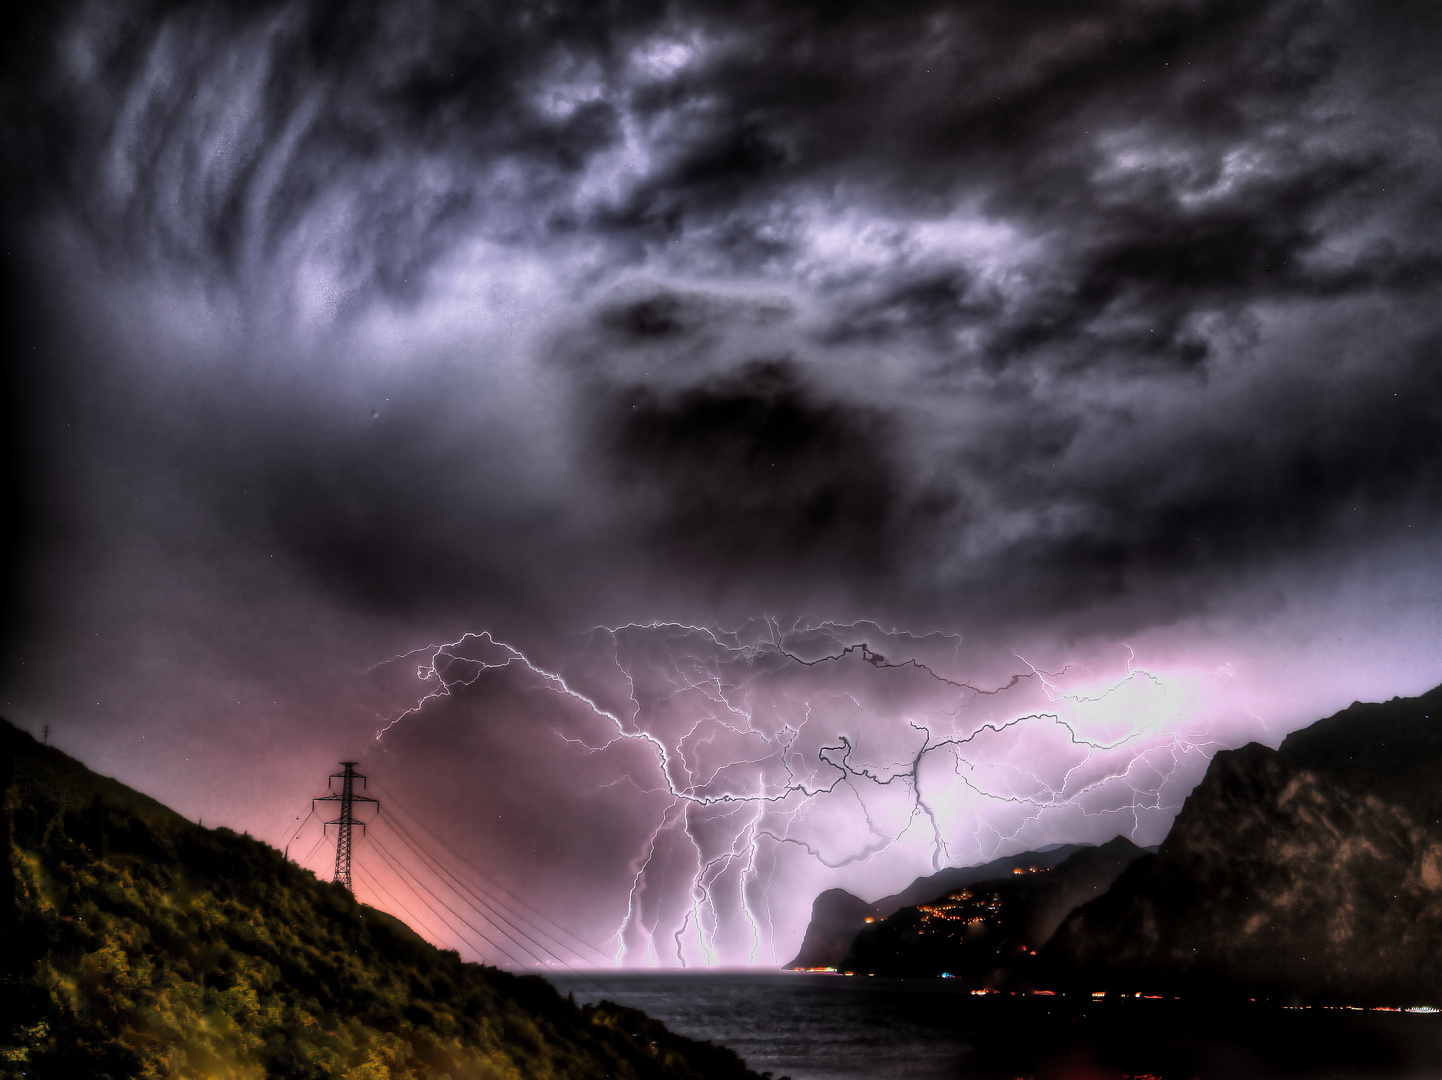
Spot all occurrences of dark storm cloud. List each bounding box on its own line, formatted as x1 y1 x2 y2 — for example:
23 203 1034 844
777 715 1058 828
817 270 994 349
4 0 1413 302
2 0 1441 631
561 0 1440 619
963 335 1442 616
4 0 645 307
6 0 1442 972
252 406 543 614
600 358 902 578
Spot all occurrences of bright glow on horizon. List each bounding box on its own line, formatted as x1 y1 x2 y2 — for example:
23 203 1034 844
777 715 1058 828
365 620 1263 967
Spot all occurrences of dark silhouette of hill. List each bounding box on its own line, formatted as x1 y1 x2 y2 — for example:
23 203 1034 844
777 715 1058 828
0 718 767 1079
839 836 1148 982
785 845 1093 970
1045 686 1442 1003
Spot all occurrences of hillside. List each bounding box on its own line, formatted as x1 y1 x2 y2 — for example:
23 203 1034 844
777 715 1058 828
785 844 1088 971
0 719 765 1080
839 837 1147 982
1044 686 1442 1002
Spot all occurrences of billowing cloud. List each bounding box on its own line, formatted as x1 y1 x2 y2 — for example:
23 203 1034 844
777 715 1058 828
3 0 1441 967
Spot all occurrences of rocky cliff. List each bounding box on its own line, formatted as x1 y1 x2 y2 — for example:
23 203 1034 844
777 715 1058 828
1045 686 1442 1002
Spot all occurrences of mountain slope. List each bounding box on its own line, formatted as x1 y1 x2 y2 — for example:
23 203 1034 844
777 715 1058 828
1045 687 1442 1002
0 719 763 1080
785 845 1088 970
839 836 1147 981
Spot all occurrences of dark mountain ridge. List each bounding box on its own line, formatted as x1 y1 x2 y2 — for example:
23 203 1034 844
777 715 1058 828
0 718 765 1079
841 836 1149 982
816 685 1442 1006
1044 686 1442 1002
785 844 1091 970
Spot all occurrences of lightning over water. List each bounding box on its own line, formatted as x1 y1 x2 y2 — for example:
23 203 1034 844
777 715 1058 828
368 621 1254 966
4 0 1442 989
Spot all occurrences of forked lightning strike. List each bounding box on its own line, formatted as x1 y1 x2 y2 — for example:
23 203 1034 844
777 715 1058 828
371 621 1224 967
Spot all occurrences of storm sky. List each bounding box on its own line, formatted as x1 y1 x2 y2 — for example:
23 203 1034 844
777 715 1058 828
3 0 1442 966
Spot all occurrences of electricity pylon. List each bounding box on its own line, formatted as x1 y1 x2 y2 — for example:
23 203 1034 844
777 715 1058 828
314 762 379 891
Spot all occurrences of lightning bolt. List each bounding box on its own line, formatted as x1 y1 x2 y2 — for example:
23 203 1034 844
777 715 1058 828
370 619 1232 967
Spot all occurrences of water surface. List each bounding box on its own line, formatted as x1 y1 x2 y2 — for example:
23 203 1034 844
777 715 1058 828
546 970 1442 1080
551 970 986 1079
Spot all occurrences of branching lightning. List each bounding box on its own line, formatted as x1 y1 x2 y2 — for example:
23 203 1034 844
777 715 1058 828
370 619 1234 967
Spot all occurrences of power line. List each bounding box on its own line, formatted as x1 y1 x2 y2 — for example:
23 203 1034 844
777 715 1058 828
357 851 617 1002
374 814 578 970
362 838 517 966
370 783 612 964
370 785 583 938
377 808 600 963
367 831 527 968
300 829 328 865
368 831 534 968
284 807 316 860
344 787 627 1000
353 860 454 948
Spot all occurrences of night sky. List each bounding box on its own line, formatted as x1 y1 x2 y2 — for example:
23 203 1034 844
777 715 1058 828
2 0 1442 967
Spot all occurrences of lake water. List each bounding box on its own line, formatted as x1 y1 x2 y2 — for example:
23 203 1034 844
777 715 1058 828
545 970 1442 1080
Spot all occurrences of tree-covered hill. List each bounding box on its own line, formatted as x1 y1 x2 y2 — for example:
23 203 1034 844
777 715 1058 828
0 719 765 1080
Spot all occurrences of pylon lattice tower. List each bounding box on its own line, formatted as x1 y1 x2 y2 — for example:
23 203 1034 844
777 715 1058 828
314 762 379 891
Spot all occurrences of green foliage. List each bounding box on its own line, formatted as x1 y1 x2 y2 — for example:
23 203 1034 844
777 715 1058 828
0 721 758 1080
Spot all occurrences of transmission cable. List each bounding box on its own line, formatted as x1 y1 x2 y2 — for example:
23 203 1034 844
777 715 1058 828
283 807 317 859
300 829 328 866
373 807 594 963
353 860 452 947
364 837 522 968
367 831 528 968
368 830 538 968
374 813 575 970
360 799 625 998
371 783 613 963
386 787 613 963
